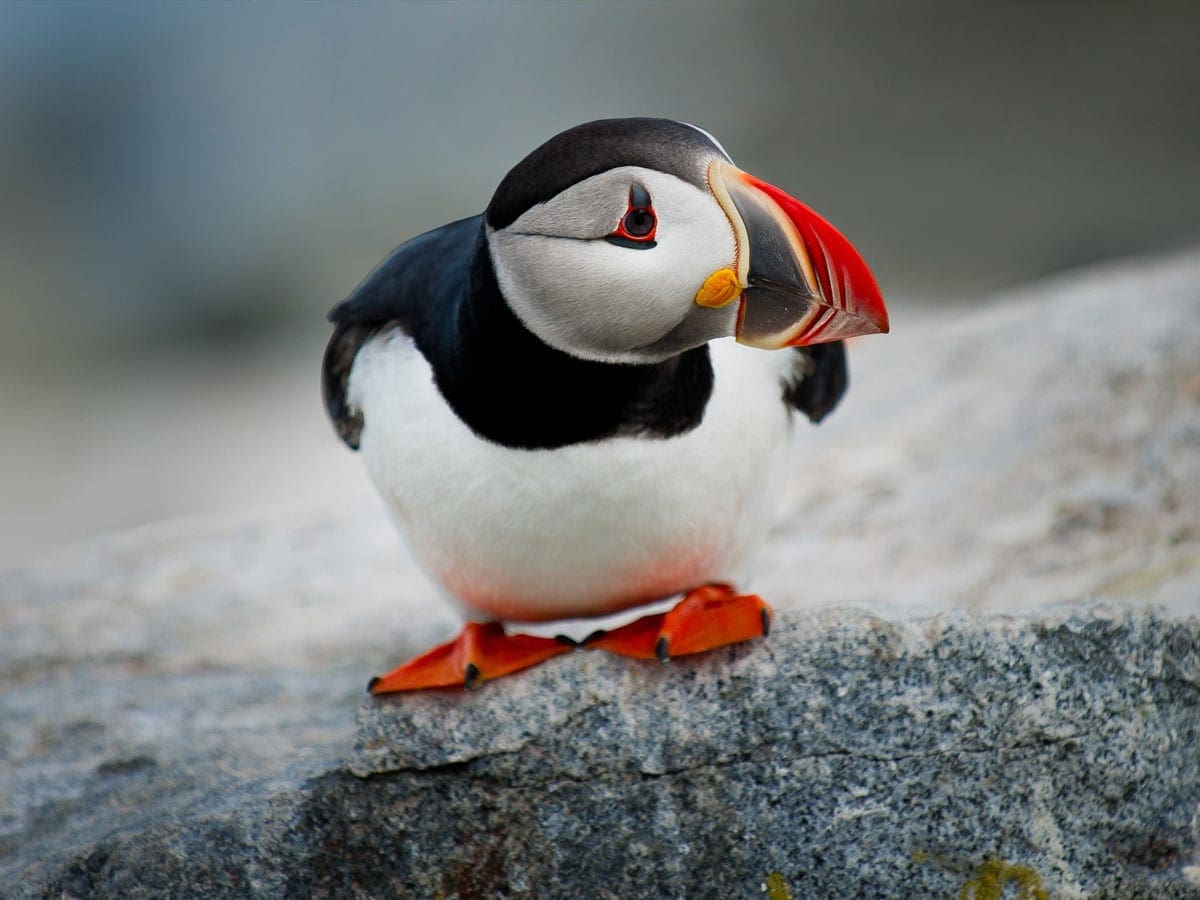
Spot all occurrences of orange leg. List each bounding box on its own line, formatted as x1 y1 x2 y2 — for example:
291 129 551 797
584 584 772 663
368 622 574 694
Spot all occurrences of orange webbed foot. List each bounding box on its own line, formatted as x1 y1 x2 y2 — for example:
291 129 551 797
368 622 574 694
584 584 772 662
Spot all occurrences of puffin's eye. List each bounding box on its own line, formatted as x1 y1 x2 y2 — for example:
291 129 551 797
622 208 655 237
606 185 658 249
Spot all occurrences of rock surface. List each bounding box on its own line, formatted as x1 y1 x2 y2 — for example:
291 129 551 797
3 249 1200 896
351 608 1200 897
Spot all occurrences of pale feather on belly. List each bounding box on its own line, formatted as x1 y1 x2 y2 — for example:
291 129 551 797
350 332 794 622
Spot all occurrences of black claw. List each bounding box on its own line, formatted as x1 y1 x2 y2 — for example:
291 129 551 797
464 663 481 690
581 629 608 646
655 636 670 665
366 676 381 694
761 607 772 638
555 634 579 647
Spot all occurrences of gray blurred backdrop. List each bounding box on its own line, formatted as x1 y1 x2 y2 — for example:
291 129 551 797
2 1 1199 567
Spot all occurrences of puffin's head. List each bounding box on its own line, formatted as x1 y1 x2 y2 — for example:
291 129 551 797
485 118 888 365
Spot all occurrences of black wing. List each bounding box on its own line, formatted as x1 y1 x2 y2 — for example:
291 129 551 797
321 215 482 449
323 320 389 449
785 341 848 424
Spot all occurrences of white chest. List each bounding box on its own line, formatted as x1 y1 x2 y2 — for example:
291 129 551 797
349 333 796 622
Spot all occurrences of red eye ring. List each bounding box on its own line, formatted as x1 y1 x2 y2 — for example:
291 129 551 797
607 185 657 248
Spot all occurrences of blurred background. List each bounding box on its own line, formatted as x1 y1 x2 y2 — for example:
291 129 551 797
1 1 1198 568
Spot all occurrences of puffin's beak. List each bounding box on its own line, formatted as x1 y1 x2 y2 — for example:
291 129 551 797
707 160 889 348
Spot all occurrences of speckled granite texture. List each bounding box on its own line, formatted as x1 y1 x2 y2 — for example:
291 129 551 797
341 608 1200 898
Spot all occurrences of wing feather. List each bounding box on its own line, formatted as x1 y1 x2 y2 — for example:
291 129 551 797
785 341 848 424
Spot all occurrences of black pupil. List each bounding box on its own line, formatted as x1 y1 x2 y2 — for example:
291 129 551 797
623 208 654 237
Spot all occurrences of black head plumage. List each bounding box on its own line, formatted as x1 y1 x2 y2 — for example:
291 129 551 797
485 118 726 230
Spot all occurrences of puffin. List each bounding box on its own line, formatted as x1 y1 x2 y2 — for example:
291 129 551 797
322 118 888 693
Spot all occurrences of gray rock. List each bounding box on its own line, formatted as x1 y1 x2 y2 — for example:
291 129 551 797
3 249 1200 896
6 610 1199 897
345 607 1200 897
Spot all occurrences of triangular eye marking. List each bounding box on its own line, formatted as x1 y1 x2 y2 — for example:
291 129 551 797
606 184 658 249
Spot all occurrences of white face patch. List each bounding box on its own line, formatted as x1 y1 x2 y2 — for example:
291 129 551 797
488 165 739 364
